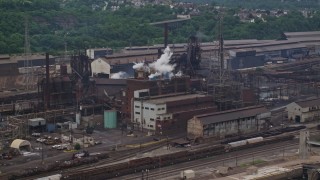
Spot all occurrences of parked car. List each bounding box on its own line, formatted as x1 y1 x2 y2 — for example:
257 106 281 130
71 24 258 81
94 141 102 145
32 133 41 137
36 138 46 143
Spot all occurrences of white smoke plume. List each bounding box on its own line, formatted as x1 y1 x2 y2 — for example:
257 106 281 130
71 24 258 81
148 46 175 79
175 71 183 77
133 62 144 69
132 46 176 80
133 62 150 72
110 71 129 79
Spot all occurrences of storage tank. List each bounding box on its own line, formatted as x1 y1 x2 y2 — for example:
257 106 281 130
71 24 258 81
104 110 117 128
228 140 247 148
246 137 263 144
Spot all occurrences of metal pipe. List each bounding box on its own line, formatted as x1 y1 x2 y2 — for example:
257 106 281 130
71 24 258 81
45 52 50 110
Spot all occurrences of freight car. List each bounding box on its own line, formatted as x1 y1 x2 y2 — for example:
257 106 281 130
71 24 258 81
65 134 295 180
221 125 305 144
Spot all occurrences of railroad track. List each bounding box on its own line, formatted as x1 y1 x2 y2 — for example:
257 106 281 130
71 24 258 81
121 142 299 180
15 139 172 180
62 134 297 180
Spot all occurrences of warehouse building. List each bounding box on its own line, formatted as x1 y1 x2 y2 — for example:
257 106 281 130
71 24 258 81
286 98 320 123
187 106 270 140
0 55 18 76
86 48 113 59
133 90 216 134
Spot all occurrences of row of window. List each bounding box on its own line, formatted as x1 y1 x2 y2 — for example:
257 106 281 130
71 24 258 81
134 105 165 110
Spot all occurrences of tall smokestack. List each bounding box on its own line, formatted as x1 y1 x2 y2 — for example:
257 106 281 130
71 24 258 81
45 52 50 110
164 23 168 48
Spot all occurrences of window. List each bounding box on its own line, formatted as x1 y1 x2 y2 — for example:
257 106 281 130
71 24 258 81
150 125 154 128
135 112 140 114
135 105 140 108
145 107 149 110
162 108 165 110
158 108 161 111
151 108 154 111
164 117 167 120
150 118 155 121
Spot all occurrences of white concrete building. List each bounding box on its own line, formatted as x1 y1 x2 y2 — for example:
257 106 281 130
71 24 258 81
133 90 171 131
91 57 111 77
286 98 320 123
133 89 210 131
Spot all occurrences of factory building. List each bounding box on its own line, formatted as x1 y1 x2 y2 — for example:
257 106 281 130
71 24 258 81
133 90 216 134
11 54 55 68
286 98 320 123
0 55 18 76
122 76 199 122
91 58 111 78
187 105 270 140
86 48 113 59
227 41 309 69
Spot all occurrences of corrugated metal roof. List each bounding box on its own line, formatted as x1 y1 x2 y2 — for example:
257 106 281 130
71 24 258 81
93 78 127 85
284 31 320 37
10 139 31 149
296 98 320 108
196 105 268 125
145 93 207 105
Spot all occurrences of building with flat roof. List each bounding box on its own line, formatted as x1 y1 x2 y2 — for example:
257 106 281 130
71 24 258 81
133 91 216 134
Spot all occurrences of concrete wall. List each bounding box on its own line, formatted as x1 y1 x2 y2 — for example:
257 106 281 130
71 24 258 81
187 117 203 137
188 115 267 139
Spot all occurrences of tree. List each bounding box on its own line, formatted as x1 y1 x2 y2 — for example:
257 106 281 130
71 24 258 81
74 143 81 150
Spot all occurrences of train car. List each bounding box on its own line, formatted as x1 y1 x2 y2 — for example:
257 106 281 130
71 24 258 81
35 174 62 180
246 137 264 144
228 140 247 148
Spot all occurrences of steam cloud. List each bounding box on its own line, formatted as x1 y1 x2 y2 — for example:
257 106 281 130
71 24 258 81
132 46 181 79
110 71 129 79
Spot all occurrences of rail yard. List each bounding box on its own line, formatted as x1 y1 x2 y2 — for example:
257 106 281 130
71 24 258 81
2 30 320 180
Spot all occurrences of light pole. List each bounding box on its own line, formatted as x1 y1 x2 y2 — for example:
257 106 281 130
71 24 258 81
146 169 149 180
141 170 144 180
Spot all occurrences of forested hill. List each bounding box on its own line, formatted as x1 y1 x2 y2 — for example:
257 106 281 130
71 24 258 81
186 0 320 10
1 0 320 55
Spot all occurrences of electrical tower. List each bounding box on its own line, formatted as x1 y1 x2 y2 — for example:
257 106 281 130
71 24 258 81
207 11 243 111
24 17 32 90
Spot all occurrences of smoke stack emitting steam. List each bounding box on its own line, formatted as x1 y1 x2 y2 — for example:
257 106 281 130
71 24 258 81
133 46 177 80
